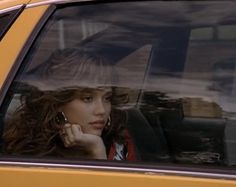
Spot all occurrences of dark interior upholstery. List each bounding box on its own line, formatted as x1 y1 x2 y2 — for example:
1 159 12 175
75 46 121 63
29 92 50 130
160 109 226 165
126 108 170 162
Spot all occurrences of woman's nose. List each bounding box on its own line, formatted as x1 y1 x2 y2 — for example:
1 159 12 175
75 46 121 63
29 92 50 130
94 100 106 115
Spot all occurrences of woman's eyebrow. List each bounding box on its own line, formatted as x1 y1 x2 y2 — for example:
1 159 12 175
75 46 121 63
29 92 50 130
103 92 112 98
105 91 112 95
80 89 112 95
80 88 93 94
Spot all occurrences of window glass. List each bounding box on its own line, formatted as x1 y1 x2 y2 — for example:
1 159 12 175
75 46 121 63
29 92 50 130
218 25 236 40
190 27 213 40
0 14 11 30
0 13 12 39
2 1 236 168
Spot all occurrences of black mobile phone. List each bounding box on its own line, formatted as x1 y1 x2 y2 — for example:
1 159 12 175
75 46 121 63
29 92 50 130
56 112 68 126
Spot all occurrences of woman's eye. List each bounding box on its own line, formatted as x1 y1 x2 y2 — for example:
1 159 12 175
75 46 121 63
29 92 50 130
81 96 93 102
104 95 112 102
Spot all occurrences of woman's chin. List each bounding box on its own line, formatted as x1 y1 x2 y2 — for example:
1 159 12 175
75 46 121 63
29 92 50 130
88 129 103 137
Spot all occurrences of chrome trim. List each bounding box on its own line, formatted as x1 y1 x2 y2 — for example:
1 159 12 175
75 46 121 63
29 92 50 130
0 4 23 15
0 161 235 180
26 0 93 8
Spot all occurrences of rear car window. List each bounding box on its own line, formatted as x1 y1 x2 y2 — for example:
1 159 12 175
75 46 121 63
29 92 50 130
1 1 236 170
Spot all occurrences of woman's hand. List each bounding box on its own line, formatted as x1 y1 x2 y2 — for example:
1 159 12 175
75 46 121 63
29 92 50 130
60 123 107 159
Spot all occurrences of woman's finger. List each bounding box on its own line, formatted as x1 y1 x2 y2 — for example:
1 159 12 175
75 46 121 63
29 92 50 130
64 123 75 143
71 124 82 137
63 136 70 147
59 128 66 137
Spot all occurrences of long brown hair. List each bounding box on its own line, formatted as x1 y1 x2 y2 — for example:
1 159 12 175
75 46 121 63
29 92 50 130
3 49 127 157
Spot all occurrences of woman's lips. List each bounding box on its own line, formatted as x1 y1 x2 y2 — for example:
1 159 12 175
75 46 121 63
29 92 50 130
89 120 105 129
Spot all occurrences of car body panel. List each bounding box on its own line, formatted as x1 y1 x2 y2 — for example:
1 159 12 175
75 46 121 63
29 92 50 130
1 165 236 187
28 0 89 4
0 5 49 90
26 0 92 8
0 0 30 10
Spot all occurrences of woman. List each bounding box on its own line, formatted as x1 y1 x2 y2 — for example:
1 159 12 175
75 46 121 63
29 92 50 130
3 48 137 160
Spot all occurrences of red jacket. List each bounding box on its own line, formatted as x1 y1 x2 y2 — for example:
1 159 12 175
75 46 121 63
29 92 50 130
108 130 137 161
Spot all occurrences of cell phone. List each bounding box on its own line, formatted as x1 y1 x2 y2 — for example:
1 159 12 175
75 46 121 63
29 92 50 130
56 112 68 125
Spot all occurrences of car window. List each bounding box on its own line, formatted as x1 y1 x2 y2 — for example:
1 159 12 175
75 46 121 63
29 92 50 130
1 1 236 169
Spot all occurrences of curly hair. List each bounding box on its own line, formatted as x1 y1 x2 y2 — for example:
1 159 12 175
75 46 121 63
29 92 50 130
3 49 127 158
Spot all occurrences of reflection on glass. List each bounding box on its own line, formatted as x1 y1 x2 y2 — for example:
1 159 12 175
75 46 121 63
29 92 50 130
2 1 236 166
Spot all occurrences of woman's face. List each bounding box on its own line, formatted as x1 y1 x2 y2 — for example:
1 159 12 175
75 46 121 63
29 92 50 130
60 88 112 136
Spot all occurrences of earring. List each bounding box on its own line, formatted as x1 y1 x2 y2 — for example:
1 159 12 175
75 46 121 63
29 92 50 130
107 116 111 126
56 112 68 125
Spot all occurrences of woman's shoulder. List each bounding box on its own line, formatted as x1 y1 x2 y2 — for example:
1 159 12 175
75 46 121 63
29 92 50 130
108 128 138 161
